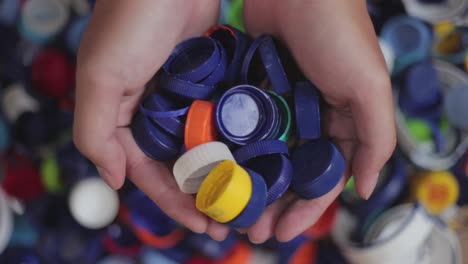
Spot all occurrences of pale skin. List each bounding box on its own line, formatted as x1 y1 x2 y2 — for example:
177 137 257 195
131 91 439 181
73 0 396 243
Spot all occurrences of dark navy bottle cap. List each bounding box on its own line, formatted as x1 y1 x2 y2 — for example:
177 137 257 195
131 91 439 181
186 231 237 259
259 36 292 95
399 61 442 118
245 154 293 206
206 24 252 82
102 223 142 257
140 93 187 138
227 169 267 228
233 139 289 164
131 112 182 161
294 81 321 140
291 139 345 199
380 16 432 73
215 85 279 145
159 71 217 100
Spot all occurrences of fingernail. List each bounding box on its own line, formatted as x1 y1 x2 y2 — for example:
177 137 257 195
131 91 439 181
96 166 118 190
361 173 379 200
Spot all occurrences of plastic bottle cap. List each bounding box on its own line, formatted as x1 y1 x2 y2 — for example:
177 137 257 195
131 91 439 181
413 171 459 214
267 91 292 141
31 49 73 99
333 204 435 264
233 140 289 165
2 83 40 122
196 160 252 223
0 189 13 254
444 84 468 130
97 256 136 264
131 112 182 161
40 156 63 193
184 100 218 150
173 141 234 194
2 154 44 201
294 81 321 140
291 139 345 199
20 0 69 43
205 24 251 82
380 15 432 74
258 36 292 95
139 93 187 138
227 169 267 228
213 242 252 264
0 0 20 25
401 0 468 23
215 85 279 145
68 177 119 229
245 154 293 205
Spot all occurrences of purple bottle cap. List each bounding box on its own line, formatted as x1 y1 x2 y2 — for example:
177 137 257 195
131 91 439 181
294 81 321 140
227 168 267 228
131 112 182 161
245 154 293 205
233 140 289 165
215 85 278 145
159 71 217 100
207 24 252 82
291 139 345 199
140 93 187 138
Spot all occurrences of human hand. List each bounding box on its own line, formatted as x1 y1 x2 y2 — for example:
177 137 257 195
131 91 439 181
73 0 231 237
236 0 397 243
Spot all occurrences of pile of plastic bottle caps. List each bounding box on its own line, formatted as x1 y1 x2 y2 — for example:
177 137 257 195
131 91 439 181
0 0 466 263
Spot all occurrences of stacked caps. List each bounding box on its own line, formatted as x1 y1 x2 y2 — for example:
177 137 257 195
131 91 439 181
131 25 346 228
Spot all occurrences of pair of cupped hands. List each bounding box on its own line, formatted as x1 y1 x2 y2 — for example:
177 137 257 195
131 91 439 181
73 0 396 243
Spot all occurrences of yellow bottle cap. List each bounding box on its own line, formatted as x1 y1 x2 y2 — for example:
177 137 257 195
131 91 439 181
434 21 455 37
414 171 459 214
196 160 252 223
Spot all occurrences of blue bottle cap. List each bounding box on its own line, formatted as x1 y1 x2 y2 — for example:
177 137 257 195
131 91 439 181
103 223 142 256
245 154 293 205
0 115 10 152
274 235 308 264
227 169 267 228
159 37 227 100
163 37 222 83
444 84 468 130
291 139 345 199
215 85 279 145
14 111 54 147
259 36 292 95
131 112 182 161
241 35 267 85
206 24 252 82
399 61 442 118
294 81 321 140
186 231 237 259
140 93 187 138
233 140 289 164
380 16 432 74
97 256 136 264
341 155 407 219
124 189 179 236
0 0 20 26
66 15 90 54
0 26 27 81
0 247 42 264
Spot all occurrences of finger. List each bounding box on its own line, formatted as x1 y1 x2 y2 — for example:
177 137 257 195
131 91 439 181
246 192 296 244
206 221 231 241
322 107 356 141
275 1 395 199
73 0 191 189
116 128 209 234
275 176 347 242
